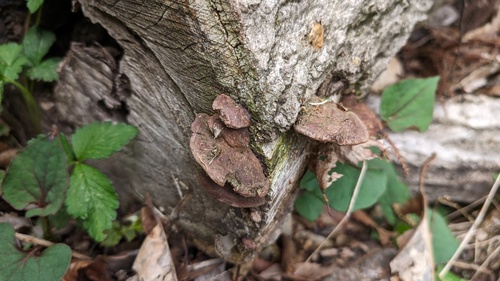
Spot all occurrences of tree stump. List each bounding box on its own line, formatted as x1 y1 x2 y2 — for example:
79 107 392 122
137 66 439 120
48 0 432 262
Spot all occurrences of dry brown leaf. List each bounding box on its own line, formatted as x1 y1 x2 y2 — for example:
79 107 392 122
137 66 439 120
389 209 434 281
62 259 110 281
132 223 178 281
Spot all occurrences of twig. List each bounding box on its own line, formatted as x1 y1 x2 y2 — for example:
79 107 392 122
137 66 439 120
471 243 500 281
381 132 410 175
305 160 367 263
15 232 91 260
439 173 500 278
419 153 436 193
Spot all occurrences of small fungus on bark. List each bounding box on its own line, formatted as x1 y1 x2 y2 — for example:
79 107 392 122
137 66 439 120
294 97 369 145
212 94 252 129
190 95 270 203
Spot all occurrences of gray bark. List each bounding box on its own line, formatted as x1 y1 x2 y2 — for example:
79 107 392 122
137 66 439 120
47 0 432 262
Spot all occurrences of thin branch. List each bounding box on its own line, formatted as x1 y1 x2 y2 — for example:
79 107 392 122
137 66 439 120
15 232 91 260
305 160 367 263
439 173 500 278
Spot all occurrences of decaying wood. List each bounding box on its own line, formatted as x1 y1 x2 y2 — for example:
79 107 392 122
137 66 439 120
368 94 500 203
47 0 432 262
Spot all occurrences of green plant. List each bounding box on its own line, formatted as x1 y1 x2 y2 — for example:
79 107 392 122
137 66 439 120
0 1 61 132
295 76 458 271
295 158 409 222
101 214 142 247
380 76 440 132
0 223 71 281
1 122 138 241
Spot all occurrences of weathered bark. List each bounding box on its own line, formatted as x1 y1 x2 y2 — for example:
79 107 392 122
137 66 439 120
48 0 432 262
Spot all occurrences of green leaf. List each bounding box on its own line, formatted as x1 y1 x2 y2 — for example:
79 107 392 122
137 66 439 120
26 57 60 82
23 27 56 66
374 159 411 225
0 223 71 281
71 122 138 161
294 190 324 221
380 76 439 132
428 210 459 264
300 170 320 191
66 163 118 241
59 133 75 162
326 161 387 212
100 221 123 247
26 0 44 14
1 135 68 217
0 43 29 81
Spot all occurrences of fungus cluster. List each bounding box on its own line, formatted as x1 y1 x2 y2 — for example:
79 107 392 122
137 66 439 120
190 94 270 207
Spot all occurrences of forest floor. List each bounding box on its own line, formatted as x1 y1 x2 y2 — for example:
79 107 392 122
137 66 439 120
0 1 499 281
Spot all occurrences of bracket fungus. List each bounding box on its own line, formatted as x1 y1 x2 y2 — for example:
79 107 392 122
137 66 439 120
190 95 270 206
294 97 369 145
212 94 252 129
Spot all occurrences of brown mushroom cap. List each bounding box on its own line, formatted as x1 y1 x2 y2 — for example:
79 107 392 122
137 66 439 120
198 174 266 207
190 114 269 198
294 98 369 145
212 94 252 129
341 95 383 137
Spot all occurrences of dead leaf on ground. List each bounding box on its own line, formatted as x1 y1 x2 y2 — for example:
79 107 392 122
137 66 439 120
132 222 178 281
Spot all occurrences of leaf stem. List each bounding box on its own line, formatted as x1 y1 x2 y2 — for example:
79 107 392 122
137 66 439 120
40 216 54 241
34 4 43 27
6 78 41 133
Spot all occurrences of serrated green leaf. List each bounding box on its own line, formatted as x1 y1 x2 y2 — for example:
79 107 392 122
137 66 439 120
294 190 324 221
380 76 439 132
23 27 56 66
428 210 459 263
26 0 44 13
0 223 71 281
26 57 60 82
71 122 138 161
0 43 29 81
1 135 68 217
66 163 118 241
326 161 387 212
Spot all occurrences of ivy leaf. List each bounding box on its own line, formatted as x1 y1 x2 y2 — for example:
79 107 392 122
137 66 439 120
380 76 439 132
0 43 29 81
1 135 68 217
294 188 324 222
26 57 60 82
71 122 138 161
299 170 320 192
428 210 459 263
0 223 71 281
23 27 56 66
326 161 387 212
66 163 118 241
371 158 410 225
